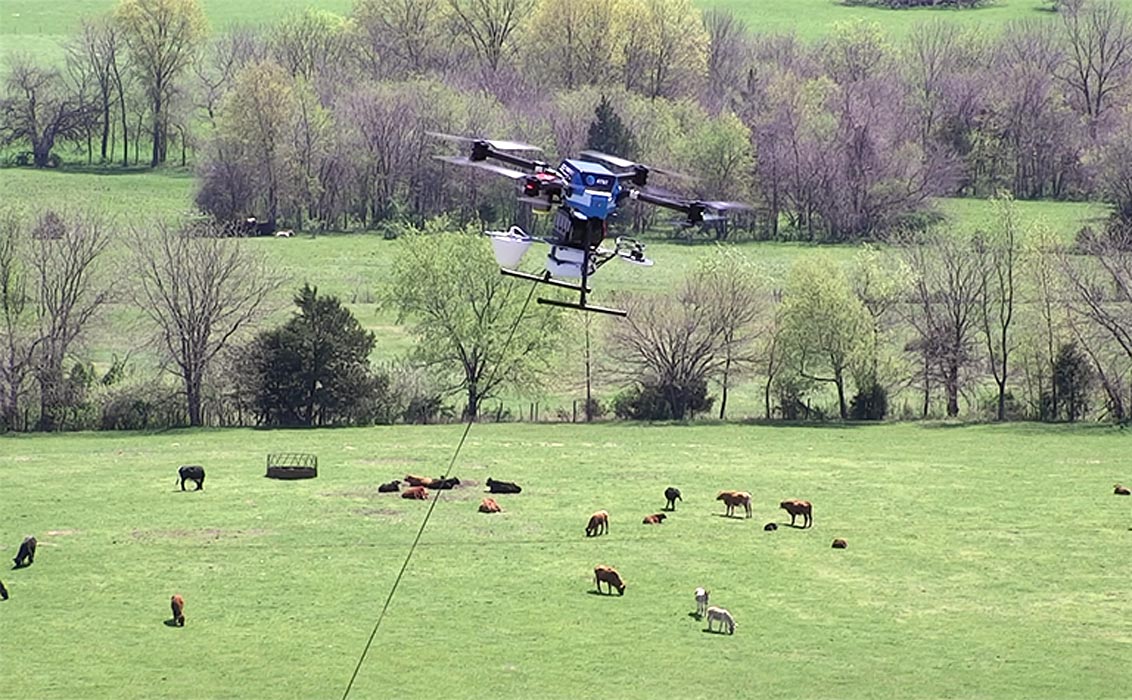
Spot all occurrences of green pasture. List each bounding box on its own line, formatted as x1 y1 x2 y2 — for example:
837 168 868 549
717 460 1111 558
1 422 1129 699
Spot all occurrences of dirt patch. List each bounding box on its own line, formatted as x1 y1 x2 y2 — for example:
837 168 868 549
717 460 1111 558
320 488 390 499
353 508 403 518
130 528 271 541
46 529 80 537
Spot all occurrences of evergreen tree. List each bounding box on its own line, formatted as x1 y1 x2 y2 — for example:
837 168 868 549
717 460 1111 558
250 284 384 426
586 94 636 157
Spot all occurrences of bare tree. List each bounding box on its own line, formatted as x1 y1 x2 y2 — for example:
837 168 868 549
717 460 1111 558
355 0 449 78
702 8 750 112
67 18 124 163
0 211 35 430
0 55 97 167
28 211 114 431
1059 228 1132 421
900 228 984 417
976 194 1021 420
1058 0 1132 129
127 221 281 426
446 0 535 75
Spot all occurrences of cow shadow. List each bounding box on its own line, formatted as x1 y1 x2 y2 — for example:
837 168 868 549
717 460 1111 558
702 628 733 635
586 590 623 597
163 619 181 627
688 612 702 621
10 562 30 571
712 513 749 520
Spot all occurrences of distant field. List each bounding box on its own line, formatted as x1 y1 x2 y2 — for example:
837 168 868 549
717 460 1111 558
1 421 1129 699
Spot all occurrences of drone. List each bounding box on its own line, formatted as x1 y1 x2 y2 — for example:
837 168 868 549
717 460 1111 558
430 132 750 316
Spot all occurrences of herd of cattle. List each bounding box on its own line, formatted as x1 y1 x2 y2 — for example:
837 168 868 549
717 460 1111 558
3 469 1127 634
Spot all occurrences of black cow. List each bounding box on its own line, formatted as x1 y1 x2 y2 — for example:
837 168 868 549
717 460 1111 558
0 579 8 599
378 480 401 493
13 536 36 568
178 465 205 491
664 487 682 511
486 478 521 494
430 477 461 490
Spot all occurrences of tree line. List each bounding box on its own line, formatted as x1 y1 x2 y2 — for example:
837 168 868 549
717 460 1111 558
1 194 1130 432
4 0 1132 242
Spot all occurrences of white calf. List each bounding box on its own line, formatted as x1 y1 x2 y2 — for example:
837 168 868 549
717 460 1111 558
274 229 294 238
705 606 735 634
695 587 710 617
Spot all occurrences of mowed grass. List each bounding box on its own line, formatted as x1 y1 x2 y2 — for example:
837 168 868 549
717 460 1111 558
1 422 1130 699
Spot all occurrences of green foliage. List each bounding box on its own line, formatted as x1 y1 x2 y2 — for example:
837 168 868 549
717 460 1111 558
587 93 637 157
1042 342 1093 422
612 377 713 420
849 380 888 420
248 284 382 426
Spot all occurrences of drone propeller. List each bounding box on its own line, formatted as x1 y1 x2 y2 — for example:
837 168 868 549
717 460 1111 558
578 150 692 181
434 155 528 180
701 200 753 213
427 131 542 153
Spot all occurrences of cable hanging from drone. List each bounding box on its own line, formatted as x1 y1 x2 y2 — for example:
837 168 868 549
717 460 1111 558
428 132 751 317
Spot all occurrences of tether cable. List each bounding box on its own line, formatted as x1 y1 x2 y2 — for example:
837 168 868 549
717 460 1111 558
340 277 540 700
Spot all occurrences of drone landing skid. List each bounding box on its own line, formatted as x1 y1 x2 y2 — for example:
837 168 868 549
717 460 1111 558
536 297 627 317
499 269 626 317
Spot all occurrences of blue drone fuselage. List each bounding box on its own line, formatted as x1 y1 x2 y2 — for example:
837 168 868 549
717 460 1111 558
557 159 621 221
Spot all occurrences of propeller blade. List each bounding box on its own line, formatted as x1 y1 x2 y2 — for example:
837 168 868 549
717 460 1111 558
434 155 528 180
426 131 541 152
579 149 637 169
701 200 753 212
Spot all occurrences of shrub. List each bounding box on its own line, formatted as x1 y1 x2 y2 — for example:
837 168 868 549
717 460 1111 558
849 382 888 421
612 379 713 420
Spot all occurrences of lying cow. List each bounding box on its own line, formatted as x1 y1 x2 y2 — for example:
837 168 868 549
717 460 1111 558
378 480 401 493
478 498 502 513
486 478 522 494
12 536 36 568
664 487 682 511
430 477 460 490
170 594 185 626
642 513 667 525
780 499 813 528
593 565 626 595
832 538 848 549
404 474 434 488
1115 484 1131 496
585 510 609 537
178 465 205 491
401 486 429 500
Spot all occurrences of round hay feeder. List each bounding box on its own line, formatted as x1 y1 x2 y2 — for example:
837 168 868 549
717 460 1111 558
266 453 318 480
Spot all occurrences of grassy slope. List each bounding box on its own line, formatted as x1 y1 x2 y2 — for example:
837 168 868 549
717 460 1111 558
1 422 1130 699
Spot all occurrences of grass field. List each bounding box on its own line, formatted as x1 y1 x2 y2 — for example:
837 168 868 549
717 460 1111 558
1 422 1130 699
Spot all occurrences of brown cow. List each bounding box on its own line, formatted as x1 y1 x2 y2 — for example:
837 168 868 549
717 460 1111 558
780 499 813 528
378 480 401 493
642 513 667 525
585 510 609 537
593 565 626 595
1115 484 1131 496
479 497 502 513
12 536 36 568
170 595 185 626
716 491 752 518
404 474 435 488
831 538 848 549
401 486 429 500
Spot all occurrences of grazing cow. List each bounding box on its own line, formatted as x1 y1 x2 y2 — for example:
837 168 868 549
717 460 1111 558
780 499 813 528
831 538 848 549
593 565 626 595
1115 484 1131 496
716 491 752 518
642 513 667 525
12 536 36 568
764 522 778 531
404 474 434 488
178 465 205 491
664 487 682 511
695 587 709 617
585 510 609 537
478 497 502 513
170 595 185 626
430 477 460 490
486 478 522 494
401 486 429 500
378 480 401 493
0 579 8 600
705 606 736 634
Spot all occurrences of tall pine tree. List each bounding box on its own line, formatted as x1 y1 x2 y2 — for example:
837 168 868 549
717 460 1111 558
586 95 636 157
